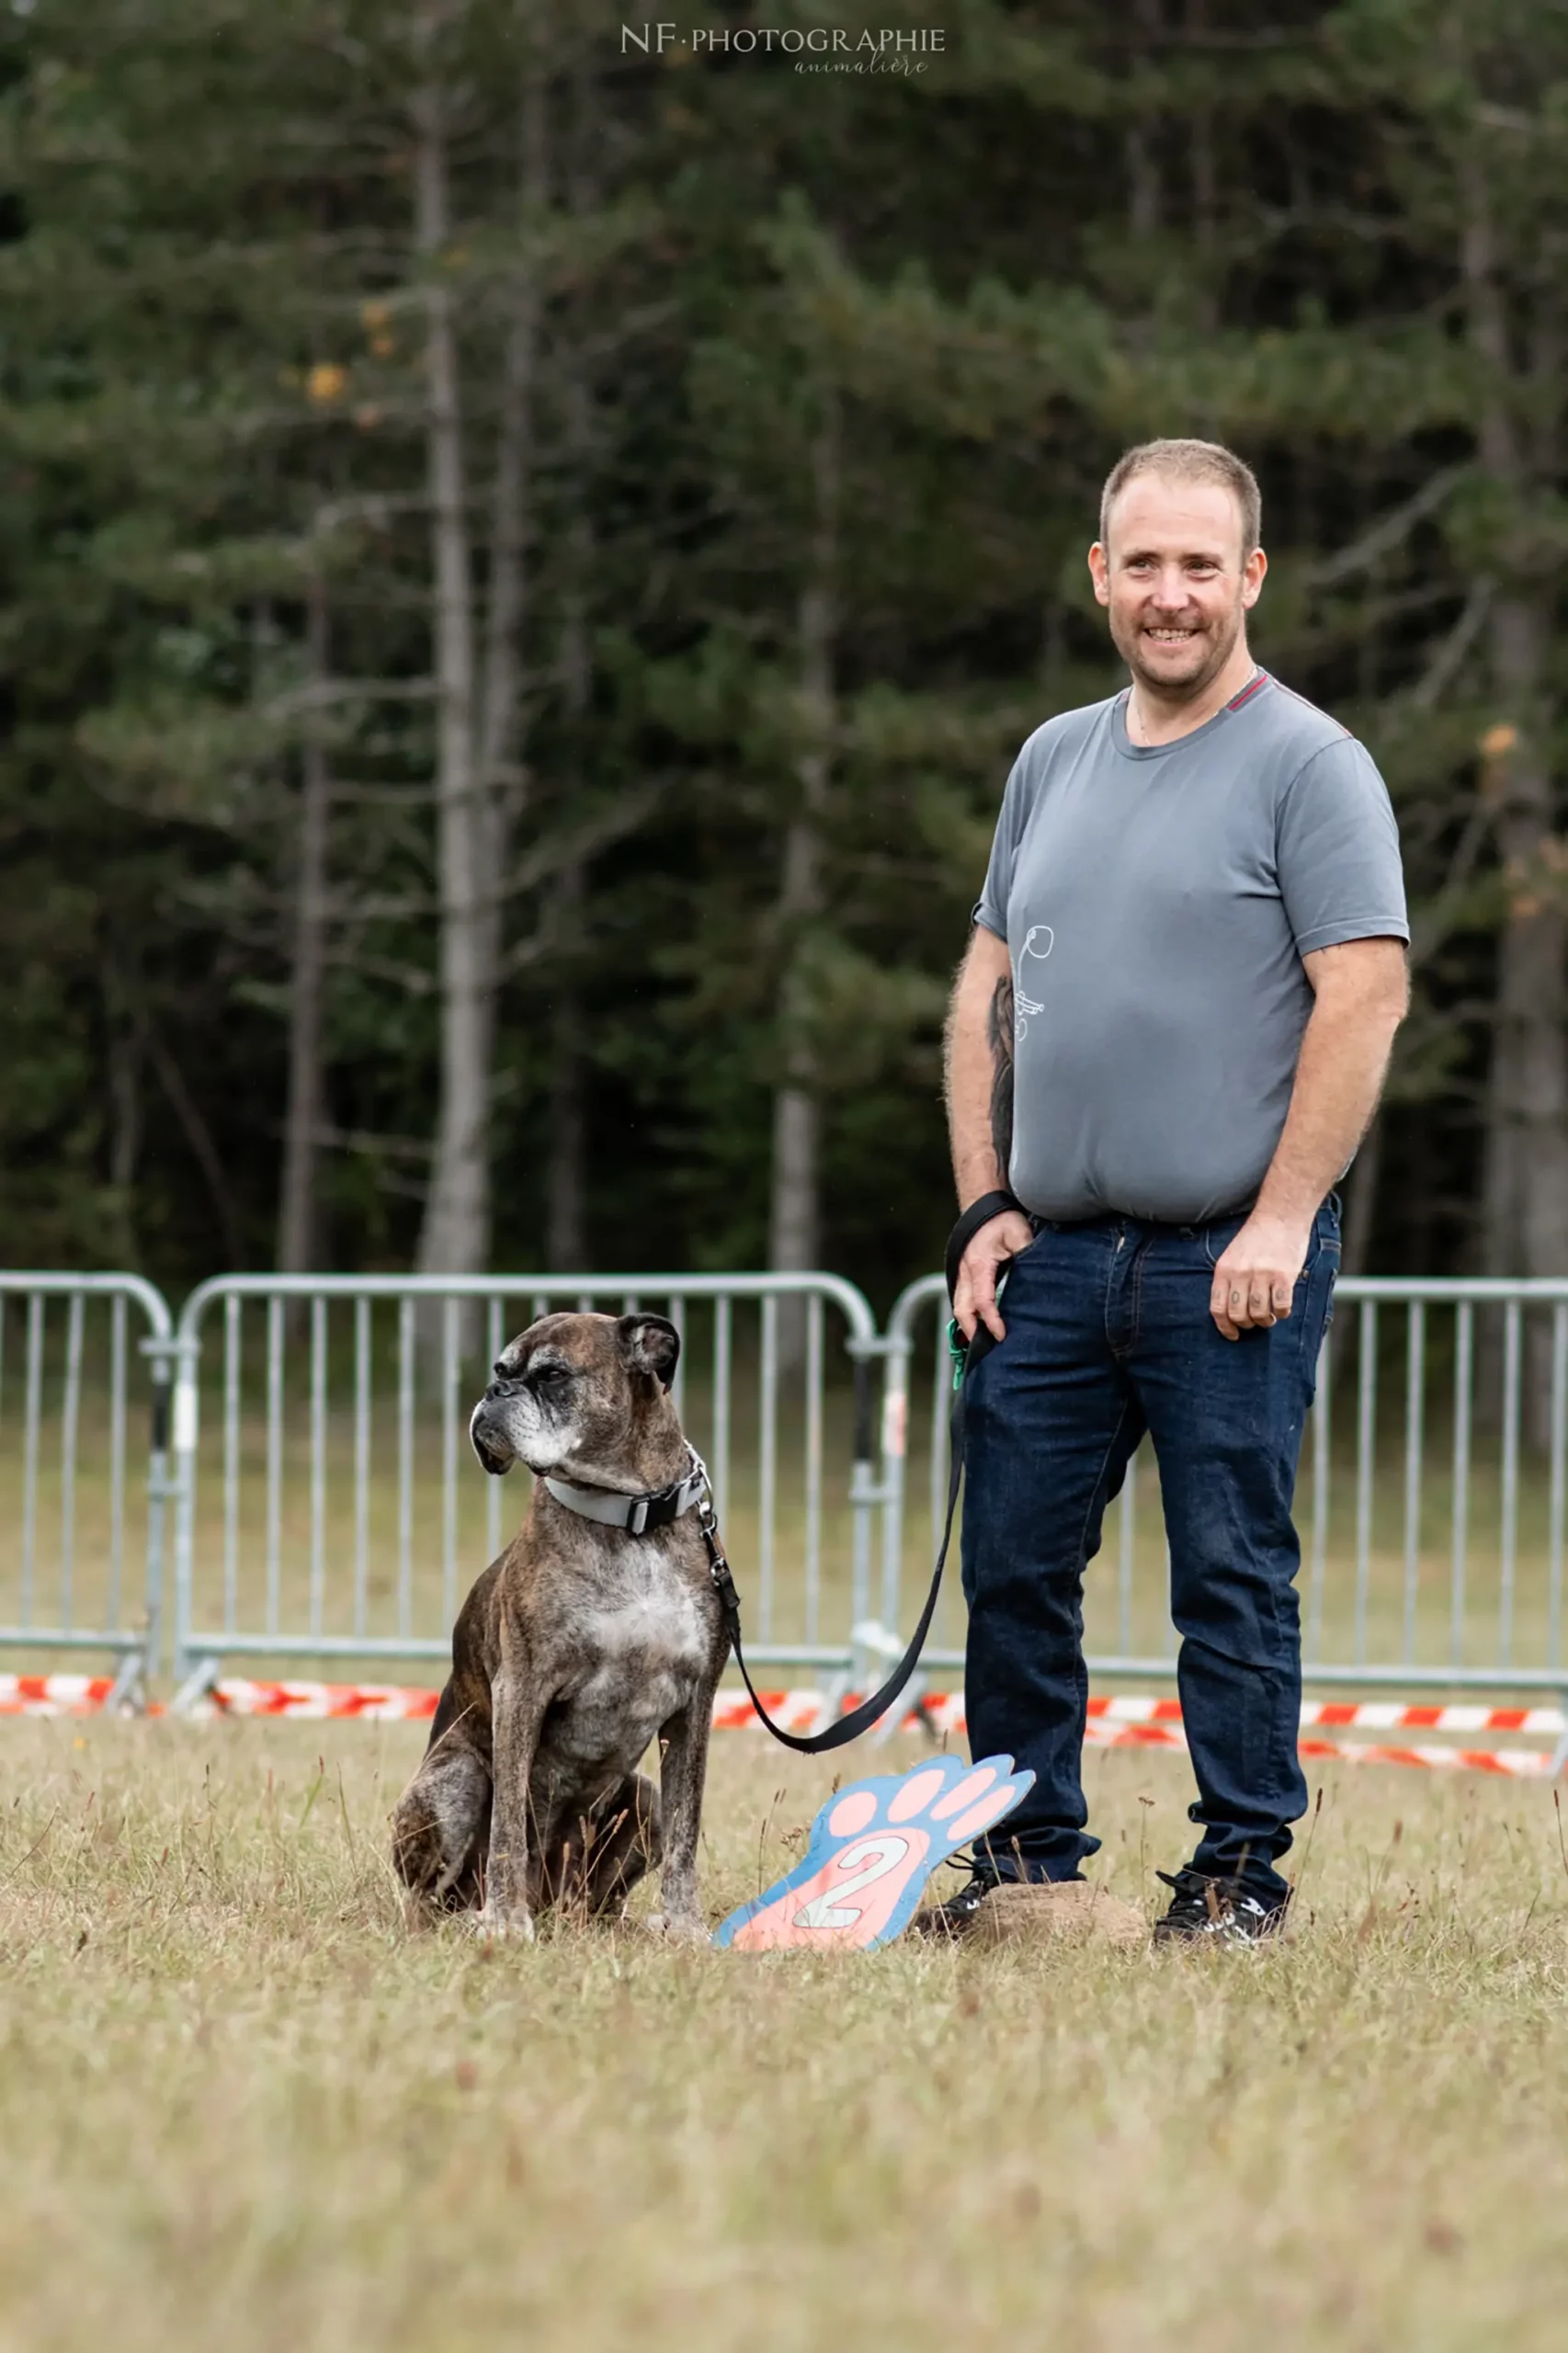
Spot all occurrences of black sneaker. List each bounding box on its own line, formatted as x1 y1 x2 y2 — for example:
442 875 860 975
909 1872 994 1940
1153 1867 1289 1948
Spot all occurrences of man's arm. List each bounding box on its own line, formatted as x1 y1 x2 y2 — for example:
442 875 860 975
943 925 1033 1342
1211 936 1409 1340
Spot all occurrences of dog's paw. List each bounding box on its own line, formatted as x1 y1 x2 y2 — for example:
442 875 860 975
471 1907 535 1945
643 1912 711 1948
712 1754 1033 1952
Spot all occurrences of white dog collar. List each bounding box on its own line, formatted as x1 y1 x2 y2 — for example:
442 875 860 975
543 1450 708 1538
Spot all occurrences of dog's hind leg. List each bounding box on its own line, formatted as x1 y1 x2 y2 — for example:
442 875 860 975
391 1745 493 1909
544 1774 662 1920
587 1773 662 1914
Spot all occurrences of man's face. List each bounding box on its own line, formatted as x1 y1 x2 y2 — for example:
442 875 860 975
1087 474 1266 699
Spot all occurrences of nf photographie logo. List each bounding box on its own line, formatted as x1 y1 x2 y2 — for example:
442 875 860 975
621 23 945 73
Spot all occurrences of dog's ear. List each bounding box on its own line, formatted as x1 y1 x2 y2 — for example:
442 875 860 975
617 1313 680 1391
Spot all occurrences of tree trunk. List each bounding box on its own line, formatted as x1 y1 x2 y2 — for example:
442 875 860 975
546 861 588 1271
413 76 489 1296
414 61 541 1323
770 394 838 1364
1478 606 1568 1282
1186 0 1217 347
277 574 331 1274
547 476 593 1270
1464 158 1568 1442
477 63 543 838
1125 0 1161 244
102 949 143 1269
545 57 595 1275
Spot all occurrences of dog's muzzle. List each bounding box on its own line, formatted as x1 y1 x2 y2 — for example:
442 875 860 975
469 1402 516 1477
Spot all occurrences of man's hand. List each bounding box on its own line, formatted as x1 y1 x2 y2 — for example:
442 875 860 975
1207 936 1403 1341
954 1209 1034 1344
1210 1212 1312 1341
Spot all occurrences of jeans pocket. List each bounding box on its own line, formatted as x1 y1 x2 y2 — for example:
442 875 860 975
1203 1205 1341 1282
1300 1199 1342 1281
1301 1240 1339 1371
1200 1212 1249 1270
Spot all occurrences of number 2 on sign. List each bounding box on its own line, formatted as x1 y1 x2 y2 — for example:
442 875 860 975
792 1834 911 1930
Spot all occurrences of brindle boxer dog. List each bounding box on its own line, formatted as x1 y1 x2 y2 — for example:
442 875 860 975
391 1312 728 1943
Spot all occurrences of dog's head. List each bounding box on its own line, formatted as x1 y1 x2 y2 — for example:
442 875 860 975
469 1311 682 1481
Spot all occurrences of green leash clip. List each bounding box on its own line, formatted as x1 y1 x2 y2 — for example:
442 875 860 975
946 1315 968 1392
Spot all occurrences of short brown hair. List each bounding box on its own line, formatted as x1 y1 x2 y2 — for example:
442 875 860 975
1099 438 1262 559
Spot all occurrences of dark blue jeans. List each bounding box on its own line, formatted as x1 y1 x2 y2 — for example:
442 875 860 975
960 1199 1339 1903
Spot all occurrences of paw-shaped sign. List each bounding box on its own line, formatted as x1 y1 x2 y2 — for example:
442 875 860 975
712 1753 1033 1952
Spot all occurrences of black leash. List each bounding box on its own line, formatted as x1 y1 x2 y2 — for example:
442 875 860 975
703 1190 1020 1755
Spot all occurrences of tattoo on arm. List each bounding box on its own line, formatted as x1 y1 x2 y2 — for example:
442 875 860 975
987 972 1014 1180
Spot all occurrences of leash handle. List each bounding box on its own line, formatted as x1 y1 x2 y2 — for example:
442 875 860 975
944 1188 1024 1304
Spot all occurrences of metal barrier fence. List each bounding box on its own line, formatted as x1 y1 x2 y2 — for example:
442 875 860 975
5 1264 1568 1704
879 1273 1568 1693
167 1273 881 1692
0 1273 175 1696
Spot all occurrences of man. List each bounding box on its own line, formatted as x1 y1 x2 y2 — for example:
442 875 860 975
919 438 1409 1945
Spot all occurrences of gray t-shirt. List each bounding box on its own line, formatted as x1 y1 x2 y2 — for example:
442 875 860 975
973 670 1409 1224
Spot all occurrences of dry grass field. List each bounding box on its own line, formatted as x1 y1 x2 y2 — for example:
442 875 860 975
2 1722 1566 2353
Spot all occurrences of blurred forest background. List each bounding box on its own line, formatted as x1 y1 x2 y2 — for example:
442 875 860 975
1 0 1565 1313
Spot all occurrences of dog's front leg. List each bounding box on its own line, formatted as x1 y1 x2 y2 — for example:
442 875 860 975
481 1657 547 1941
646 1688 717 1946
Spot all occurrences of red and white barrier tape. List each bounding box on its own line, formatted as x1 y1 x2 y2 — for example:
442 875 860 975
715 1693 1564 1778
1076 1716 1562 1779
194 1679 439 1722
1086 1692 1568 1738
3 1675 1563 1776
0 1674 118 1717
0 1674 440 1722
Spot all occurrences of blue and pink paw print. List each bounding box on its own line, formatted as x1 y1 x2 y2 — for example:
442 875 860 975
712 1753 1033 1951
